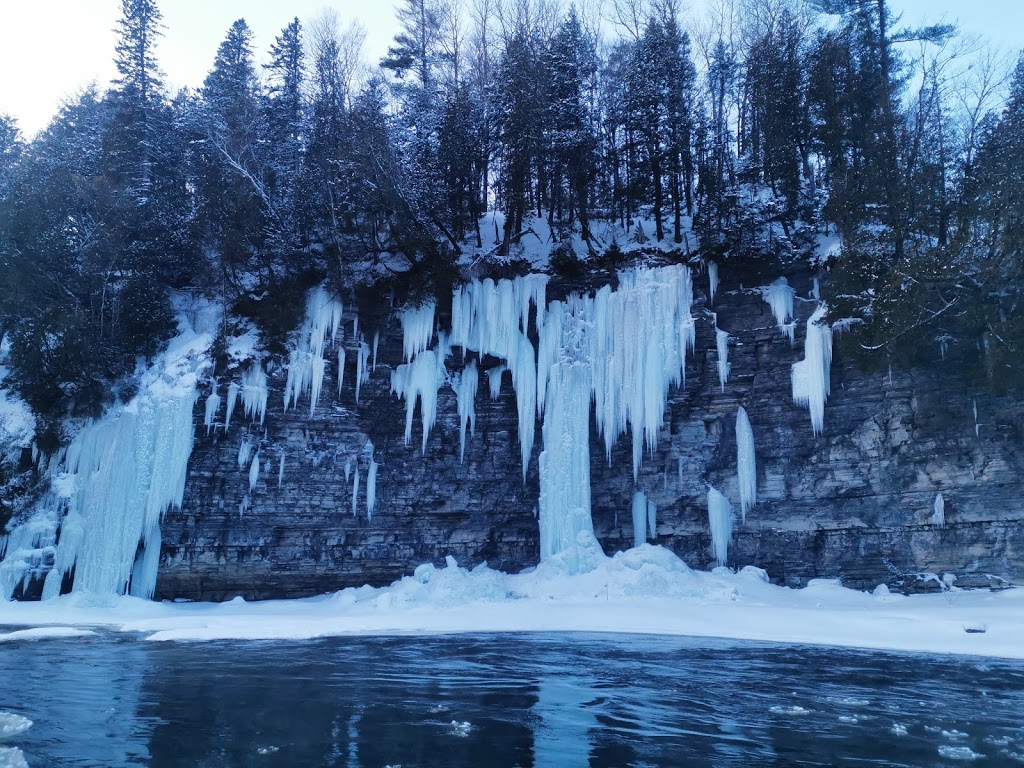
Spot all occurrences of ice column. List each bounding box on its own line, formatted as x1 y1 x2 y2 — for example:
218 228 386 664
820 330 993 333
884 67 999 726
791 305 833 434
716 329 730 391
707 487 734 567
736 406 756 521
631 491 647 548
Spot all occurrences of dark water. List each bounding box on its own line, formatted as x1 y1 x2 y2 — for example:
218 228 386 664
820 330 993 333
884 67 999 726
1 631 1023 767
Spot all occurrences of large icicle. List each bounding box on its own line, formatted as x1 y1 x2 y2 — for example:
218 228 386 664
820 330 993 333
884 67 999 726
366 443 378 518
736 406 756 521
707 487 734 567
355 341 370 404
400 301 435 362
284 287 344 414
763 277 796 343
224 382 239 430
240 363 268 424
631 491 647 548
932 493 945 527
454 361 479 463
716 329 730 391
708 261 719 305
203 387 221 434
351 466 360 517
249 452 260 491
791 305 833 434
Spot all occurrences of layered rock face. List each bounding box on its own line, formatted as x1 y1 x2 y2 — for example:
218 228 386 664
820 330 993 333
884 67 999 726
156 262 1024 600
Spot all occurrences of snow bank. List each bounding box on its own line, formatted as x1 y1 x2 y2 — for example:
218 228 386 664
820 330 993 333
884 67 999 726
0 545 1020 660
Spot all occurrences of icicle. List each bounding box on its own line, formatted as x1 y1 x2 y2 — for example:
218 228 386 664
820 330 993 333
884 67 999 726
355 341 370 404
238 439 252 468
631 491 647 548
277 453 285 489
283 287 343 413
401 301 435 362
647 499 657 540
763 277 796 342
204 387 221 434
239 495 250 516
240 364 268 424
366 443 378 518
716 329 730 392
736 406 756 521
224 382 240 431
455 361 479 463
391 349 443 453
487 365 506 400
811 277 821 301
708 261 719 305
344 457 352 484
337 347 346 394
973 399 979 438
352 466 360 517
932 493 945 527
677 456 684 487
708 487 734 567
353 315 359 340
249 452 260 491
791 305 833 435
372 331 380 371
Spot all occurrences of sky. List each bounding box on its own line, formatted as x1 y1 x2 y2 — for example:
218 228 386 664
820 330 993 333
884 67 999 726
0 0 1021 137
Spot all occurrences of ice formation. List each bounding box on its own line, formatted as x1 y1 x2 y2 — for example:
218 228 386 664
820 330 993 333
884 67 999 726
366 443 379 518
763 277 796 343
277 453 285 489
284 287 344 414
249 452 260 492
224 382 239 430
337 348 346 394
355 341 370 404
394 266 696 572
708 261 719 305
401 301 435 362
647 498 657 540
631 492 647 548
707 487 734 567
372 331 379 371
716 329 730 391
351 466 360 517
454 361 478 463
487 366 505 400
240 363 268 424
736 406 757 521
238 439 252 468
791 305 833 434
203 388 221 434
932 493 945 527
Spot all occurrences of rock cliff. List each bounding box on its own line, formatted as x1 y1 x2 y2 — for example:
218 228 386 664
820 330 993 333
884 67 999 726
156 260 1024 600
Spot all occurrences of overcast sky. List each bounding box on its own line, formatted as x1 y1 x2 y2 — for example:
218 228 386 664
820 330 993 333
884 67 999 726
0 0 1021 137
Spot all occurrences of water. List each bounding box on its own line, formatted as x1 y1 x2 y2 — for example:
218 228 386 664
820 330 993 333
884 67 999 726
1 631 1023 767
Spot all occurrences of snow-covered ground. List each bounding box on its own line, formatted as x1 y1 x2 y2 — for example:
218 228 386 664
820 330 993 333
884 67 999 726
0 545 1019 659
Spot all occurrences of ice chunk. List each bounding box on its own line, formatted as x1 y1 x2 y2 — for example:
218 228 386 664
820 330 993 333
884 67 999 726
0 746 28 768
736 406 756 520
937 746 983 761
791 304 833 434
0 712 32 738
708 487 734 567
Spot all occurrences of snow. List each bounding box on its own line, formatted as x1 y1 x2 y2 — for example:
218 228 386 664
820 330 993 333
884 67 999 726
0 339 36 464
1 546 1022 660
0 627 94 643
708 488 734 567
736 406 756 520
791 304 833 435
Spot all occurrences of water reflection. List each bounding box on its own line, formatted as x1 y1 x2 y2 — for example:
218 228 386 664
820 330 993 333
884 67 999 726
0 632 1022 767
